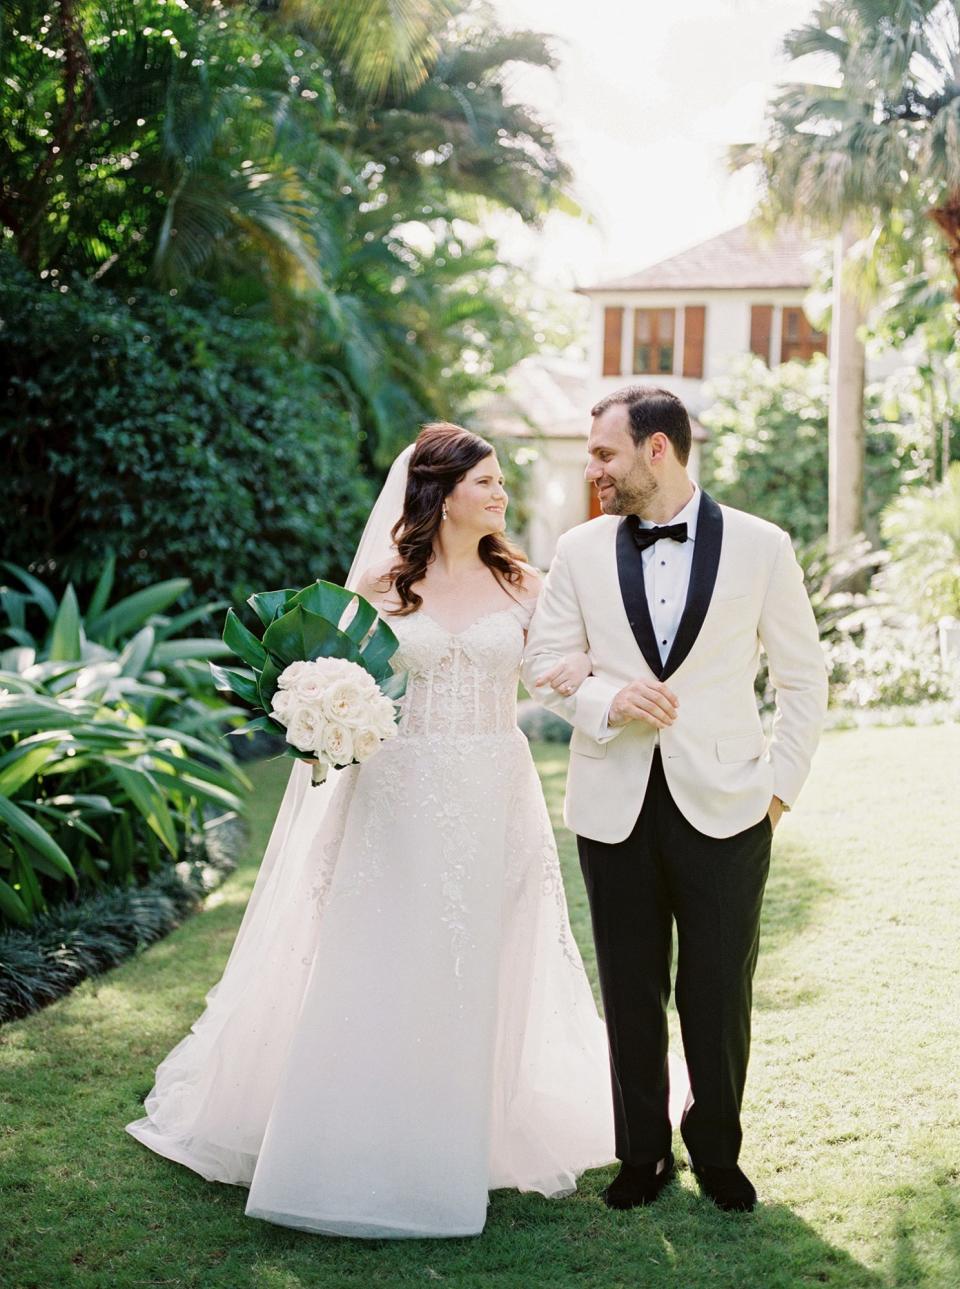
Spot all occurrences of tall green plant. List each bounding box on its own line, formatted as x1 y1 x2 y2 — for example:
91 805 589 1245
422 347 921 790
879 462 960 623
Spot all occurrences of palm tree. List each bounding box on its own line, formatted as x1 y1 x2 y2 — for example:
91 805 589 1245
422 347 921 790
730 0 960 545
0 0 573 466
732 0 960 298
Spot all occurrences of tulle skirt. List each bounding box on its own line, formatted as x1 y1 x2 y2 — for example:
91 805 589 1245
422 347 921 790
126 732 685 1237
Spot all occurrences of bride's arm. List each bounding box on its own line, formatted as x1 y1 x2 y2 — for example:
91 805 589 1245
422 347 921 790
520 546 624 743
534 651 593 696
518 571 592 693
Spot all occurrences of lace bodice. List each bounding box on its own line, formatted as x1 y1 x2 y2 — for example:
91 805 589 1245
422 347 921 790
390 602 535 738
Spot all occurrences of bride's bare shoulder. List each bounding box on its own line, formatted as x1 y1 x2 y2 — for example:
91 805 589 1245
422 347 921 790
356 560 398 609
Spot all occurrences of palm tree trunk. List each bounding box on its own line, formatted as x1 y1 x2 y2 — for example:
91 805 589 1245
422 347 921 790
929 192 960 304
828 218 865 550
16 0 94 269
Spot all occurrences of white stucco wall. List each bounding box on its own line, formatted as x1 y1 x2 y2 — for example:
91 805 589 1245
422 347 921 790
585 288 836 416
584 287 905 417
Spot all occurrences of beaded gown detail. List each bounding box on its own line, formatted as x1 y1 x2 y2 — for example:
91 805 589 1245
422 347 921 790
126 599 621 1238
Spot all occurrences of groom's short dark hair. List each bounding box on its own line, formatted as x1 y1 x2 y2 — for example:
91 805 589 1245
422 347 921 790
591 385 692 466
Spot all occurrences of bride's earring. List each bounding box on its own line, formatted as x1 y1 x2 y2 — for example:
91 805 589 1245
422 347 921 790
441 502 448 521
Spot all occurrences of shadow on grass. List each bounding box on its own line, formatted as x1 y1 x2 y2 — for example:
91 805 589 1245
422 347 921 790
753 835 835 1012
139 1171 888 1289
887 1167 960 1288
761 837 835 958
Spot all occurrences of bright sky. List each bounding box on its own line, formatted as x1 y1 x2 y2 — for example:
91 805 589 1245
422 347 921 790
487 0 819 288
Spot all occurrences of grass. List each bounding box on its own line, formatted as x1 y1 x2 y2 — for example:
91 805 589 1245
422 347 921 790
2 726 959 1289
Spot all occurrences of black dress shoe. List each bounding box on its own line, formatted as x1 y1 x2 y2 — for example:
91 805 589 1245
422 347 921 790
602 1153 676 1210
689 1158 757 1212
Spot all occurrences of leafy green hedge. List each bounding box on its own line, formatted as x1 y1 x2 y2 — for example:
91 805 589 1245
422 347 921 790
700 354 921 546
0 254 375 611
0 814 240 1024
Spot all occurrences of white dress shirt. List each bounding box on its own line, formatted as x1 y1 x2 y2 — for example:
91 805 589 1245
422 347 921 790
637 482 701 664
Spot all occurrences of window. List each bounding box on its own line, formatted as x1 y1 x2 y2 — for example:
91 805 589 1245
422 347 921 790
633 308 675 375
780 307 827 363
602 307 623 376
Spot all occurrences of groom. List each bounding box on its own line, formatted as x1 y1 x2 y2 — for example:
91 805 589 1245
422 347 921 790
522 385 827 1213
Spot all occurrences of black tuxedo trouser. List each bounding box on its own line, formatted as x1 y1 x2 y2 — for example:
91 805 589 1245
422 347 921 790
577 746 772 1169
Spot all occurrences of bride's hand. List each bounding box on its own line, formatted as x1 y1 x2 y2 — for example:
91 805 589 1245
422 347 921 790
535 651 593 697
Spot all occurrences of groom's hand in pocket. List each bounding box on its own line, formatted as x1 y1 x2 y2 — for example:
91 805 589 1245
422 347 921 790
609 679 679 730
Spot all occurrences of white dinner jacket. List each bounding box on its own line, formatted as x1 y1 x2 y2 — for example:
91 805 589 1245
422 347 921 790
521 492 829 843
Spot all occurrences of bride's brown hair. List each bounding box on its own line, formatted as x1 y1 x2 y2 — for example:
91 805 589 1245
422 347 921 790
384 422 529 616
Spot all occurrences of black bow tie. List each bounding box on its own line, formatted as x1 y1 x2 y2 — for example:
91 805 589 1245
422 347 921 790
627 517 689 553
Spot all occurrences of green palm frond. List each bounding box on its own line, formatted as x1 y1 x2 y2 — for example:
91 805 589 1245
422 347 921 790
278 0 453 99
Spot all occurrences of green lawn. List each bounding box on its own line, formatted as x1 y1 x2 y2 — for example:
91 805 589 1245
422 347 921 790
2 726 959 1289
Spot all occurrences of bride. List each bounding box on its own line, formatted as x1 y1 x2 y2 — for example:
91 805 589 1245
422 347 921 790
126 422 675 1237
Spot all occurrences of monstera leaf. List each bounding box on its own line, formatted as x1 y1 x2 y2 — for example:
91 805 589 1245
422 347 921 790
210 581 407 742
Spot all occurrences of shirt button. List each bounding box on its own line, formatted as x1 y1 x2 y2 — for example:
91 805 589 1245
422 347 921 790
660 560 665 566
662 639 667 645
660 598 666 604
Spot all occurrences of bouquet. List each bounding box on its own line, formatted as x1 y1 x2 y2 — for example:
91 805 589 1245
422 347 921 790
210 580 406 785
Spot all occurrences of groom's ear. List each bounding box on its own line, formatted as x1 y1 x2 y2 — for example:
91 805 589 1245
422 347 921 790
646 432 671 463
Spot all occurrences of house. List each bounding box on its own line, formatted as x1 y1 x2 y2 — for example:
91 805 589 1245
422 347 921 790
476 223 865 568
584 222 829 419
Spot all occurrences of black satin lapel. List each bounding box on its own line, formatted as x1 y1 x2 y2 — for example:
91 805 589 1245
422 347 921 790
616 519 664 680
662 490 723 679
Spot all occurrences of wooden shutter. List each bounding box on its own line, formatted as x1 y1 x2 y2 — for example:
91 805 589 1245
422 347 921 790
750 304 773 363
682 305 705 378
602 307 623 376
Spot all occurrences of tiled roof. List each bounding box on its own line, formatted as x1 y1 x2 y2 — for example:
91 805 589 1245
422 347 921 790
580 223 824 293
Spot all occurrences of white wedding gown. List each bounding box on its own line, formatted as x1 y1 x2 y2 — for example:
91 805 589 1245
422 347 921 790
126 598 654 1238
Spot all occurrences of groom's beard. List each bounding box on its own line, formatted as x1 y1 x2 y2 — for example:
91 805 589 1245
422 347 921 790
599 460 658 516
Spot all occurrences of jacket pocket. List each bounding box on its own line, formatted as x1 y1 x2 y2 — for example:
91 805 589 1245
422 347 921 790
570 729 608 759
715 732 766 763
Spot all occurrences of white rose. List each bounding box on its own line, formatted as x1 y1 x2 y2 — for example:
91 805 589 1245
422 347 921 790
270 688 297 724
321 678 376 728
293 672 327 702
285 707 322 753
319 657 367 684
322 722 354 765
277 660 313 690
352 728 381 762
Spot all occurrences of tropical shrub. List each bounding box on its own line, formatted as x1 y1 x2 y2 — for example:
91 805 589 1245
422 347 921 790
824 620 960 709
0 257 374 612
700 354 922 545
877 463 960 625
0 561 250 928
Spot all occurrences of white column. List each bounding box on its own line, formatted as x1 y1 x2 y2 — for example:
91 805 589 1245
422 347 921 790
621 305 633 378
770 304 783 367
828 219 866 549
